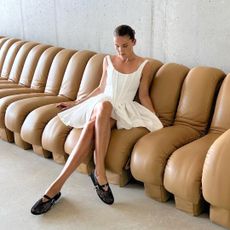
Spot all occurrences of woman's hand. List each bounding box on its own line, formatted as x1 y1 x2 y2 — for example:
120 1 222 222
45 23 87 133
56 101 77 111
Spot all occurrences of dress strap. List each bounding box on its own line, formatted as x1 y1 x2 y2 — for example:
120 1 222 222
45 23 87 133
136 59 149 74
106 55 113 66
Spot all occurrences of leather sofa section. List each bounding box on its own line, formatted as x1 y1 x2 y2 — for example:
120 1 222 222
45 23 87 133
42 54 105 163
0 38 20 76
63 60 190 187
130 66 225 202
0 47 62 142
4 49 77 146
164 73 230 216
20 50 96 152
0 44 50 93
0 37 9 51
202 129 230 229
151 63 189 127
104 62 189 186
2 42 39 84
0 40 27 81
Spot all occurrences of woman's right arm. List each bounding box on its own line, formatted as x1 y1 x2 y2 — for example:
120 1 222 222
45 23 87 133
57 56 109 110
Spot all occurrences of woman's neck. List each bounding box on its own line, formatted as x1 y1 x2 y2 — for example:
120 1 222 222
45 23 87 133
120 54 137 63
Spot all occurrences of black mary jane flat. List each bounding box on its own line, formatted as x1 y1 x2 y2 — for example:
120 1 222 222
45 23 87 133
89 170 114 205
31 192 61 215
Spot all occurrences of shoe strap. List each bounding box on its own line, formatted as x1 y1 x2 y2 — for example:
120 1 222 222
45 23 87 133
43 194 52 200
93 171 109 189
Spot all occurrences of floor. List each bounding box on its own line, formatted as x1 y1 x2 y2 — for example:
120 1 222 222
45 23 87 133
0 139 225 230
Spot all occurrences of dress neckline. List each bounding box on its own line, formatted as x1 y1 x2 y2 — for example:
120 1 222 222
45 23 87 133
107 55 147 76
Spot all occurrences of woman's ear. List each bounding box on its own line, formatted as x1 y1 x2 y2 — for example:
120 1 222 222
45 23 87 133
133 39 136 45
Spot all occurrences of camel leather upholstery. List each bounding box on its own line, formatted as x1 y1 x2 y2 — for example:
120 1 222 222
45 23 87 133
41 54 105 162
20 50 96 153
202 128 230 229
164 73 230 216
0 40 27 82
0 44 54 142
43 61 189 188
4 48 78 146
0 36 230 229
0 38 20 77
130 67 225 202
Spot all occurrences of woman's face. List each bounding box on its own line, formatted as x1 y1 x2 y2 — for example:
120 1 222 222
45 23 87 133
113 35 136 59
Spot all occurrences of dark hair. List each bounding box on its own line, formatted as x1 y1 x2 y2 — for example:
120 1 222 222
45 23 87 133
113 25 136 41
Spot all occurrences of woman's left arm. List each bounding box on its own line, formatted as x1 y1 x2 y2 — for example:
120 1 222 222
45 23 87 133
138 62 156 114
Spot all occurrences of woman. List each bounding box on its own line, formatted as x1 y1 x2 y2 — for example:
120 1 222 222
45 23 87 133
31 25 163 215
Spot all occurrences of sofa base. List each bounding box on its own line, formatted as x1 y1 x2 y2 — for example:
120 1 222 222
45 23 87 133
175 196 205 216
77 161 94 175
210 205 230 229
0 128 14 142
52 151 68 164
106 169 131 187
144 183 171 202
32 145 52 158
14 133 31 150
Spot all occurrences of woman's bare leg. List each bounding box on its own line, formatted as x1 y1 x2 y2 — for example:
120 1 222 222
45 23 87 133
43 119 96 199
93 101 116 185
43 101 115 199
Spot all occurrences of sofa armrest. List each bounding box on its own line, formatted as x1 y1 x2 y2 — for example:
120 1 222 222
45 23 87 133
202 129 230 229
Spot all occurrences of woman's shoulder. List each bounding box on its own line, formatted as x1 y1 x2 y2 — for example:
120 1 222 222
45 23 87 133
136 56 148 65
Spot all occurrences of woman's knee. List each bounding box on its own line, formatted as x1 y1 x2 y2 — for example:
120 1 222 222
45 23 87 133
97 101 113 117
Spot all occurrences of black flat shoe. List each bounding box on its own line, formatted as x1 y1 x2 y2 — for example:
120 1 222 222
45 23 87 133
31 192 61 215
89 170 114 205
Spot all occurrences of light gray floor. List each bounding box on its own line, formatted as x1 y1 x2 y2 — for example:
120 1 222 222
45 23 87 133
0 140 225 230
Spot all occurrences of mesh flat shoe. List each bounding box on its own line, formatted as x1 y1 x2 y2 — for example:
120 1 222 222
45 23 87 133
89 170 114 205
31 192 61 215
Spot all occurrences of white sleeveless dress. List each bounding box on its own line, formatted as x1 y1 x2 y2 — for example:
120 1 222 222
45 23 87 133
58 56 163 132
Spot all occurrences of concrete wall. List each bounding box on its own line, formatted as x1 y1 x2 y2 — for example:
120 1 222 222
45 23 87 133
0 0 230 72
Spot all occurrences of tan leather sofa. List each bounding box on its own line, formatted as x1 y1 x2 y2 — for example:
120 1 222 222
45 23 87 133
130 67 225 202
202 127 230 229
2 48 78 145
0 42 38 84
0 36 230 229
18 51 95 157
0 40 27 83
0 38 20 75
63 62 189 187
5 50 95 149
39 54 112 165
0 44 55 142
164 73 230 216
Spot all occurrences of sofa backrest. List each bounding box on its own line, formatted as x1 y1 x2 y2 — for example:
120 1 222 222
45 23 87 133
150 63 189 127
0 40 26 79
7 42 38 83
58 50 96 100
76 53 106 100
209 74 230 133
174 66 225 135
30 47 63 91
18 44 51 87
0 37 8 50
0 38 20 75
44 49 76 95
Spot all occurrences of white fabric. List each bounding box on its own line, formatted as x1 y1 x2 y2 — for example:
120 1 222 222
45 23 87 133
58 55 163 132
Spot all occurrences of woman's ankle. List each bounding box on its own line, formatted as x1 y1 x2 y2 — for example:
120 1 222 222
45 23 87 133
95 170 107 185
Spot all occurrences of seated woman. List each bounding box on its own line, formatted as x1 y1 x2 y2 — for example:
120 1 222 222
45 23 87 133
31 24 163 215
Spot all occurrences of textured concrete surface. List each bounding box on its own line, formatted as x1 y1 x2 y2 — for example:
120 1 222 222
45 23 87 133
0 0 230 70
0 139 224 230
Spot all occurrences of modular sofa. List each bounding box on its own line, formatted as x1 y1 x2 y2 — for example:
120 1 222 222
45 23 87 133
0 36 229 229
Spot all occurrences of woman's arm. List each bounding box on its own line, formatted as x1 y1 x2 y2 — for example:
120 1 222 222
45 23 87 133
138 61 156 114
57 56 109 110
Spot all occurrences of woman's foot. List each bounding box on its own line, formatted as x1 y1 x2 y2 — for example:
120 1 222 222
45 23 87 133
89 170 114 205
31 192 61 215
